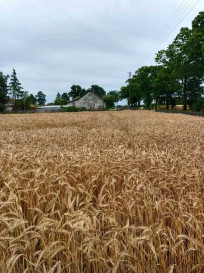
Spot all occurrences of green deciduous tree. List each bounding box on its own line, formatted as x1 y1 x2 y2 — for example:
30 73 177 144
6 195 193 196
107 91 119 104
186 78 203 109
69 85 86 99
103 94 114 109
87 85 106 98
132 66 161 108
119 85 129 103
36 91 46 106
129 82 142 107
155 12 204 110
153 66 180 109
119 82 142 107
192 96 204 112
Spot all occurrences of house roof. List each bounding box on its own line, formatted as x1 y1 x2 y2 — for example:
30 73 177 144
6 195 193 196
69 91 105 103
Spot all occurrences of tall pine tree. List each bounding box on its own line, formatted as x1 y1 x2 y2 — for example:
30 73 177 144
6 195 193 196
9 69 23 109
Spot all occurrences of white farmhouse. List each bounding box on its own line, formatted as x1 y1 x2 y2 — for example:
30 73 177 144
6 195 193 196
67 91 105 109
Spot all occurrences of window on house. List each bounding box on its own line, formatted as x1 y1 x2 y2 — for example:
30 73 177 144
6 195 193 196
94 102 98 107
72 102 75 106
88 94 92 100
83 102 88 107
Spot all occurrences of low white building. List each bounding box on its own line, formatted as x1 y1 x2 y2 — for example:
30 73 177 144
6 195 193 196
36 105 62 112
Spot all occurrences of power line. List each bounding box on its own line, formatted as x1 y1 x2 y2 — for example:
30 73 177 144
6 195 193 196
158 0 200 46
130 0 200 72
131 1 192 71
158 0 195 38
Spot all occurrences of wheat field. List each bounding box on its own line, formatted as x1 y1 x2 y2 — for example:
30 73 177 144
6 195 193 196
0 110 203 273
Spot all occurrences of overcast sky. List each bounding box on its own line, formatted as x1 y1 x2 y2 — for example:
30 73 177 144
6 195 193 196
0 0 203 103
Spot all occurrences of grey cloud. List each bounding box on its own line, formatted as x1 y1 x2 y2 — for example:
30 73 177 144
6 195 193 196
0 0 203 103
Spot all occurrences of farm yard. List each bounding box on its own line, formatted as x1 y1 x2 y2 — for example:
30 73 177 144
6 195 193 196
0 110 203 273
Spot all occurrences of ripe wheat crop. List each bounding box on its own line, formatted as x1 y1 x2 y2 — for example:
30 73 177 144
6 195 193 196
0 111 203 273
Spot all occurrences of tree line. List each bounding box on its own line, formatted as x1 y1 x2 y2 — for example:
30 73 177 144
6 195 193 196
120 12 204 112
0 69 119 111
0 68 46 111
52 85 119 109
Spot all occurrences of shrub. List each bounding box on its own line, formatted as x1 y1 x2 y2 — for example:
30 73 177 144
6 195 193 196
61 105 79 112
66 106 79 112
